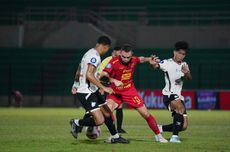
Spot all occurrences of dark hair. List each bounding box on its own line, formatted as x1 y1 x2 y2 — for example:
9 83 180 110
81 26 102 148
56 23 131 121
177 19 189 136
174 41 189 51
97 36 111 46
114 46 121 51
121 44 132 52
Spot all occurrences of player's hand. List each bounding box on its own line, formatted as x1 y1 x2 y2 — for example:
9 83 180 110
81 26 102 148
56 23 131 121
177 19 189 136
150 54 160 65
102 87 114 94
112 79 123 87
99 88 105 95
182 63 190 74
71 81 79 94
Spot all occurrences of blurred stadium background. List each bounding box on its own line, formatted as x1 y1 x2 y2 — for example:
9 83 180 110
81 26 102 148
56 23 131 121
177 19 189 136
0 0 230 110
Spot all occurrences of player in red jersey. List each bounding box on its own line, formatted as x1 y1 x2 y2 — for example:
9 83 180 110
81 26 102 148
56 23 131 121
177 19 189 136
102 44 168 143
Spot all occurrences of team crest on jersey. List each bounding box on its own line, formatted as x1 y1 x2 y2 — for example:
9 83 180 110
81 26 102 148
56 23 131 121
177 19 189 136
90 57 97 64
106 63 112 68
160 60 164 64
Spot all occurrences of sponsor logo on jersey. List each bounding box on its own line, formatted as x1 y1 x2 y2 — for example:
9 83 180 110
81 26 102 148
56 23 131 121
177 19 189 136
90 57 97 64
91 102 96 107
106 63 112 68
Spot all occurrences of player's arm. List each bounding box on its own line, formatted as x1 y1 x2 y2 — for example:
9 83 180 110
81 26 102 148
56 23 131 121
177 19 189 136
87 64 114 94
71 64 81 94
182 64 192 80
74 64 81 81
148 55 161 69
101 71 123 87
139 55 160 64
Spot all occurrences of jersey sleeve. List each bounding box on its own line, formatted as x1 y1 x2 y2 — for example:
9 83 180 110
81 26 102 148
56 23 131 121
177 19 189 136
103 60 113 74
97 56 112 76
133 56 141 64
87 53 101 68
158 59 168 72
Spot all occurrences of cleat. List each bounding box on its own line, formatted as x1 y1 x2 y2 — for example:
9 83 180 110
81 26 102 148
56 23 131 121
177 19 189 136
117 128 127 134
105 136 130 144
169 135 181 143
69 119 82 139
111 136 130 144
155 134 168 143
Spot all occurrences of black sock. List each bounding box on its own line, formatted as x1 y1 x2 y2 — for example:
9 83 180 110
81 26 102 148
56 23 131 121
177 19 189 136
116 108 123 130
83 113 91 119
162 124 173 132
104 116 117 136
172 113 184 135
79 117 96 126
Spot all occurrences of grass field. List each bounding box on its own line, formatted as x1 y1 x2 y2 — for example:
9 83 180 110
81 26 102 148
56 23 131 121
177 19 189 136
0 108 229 152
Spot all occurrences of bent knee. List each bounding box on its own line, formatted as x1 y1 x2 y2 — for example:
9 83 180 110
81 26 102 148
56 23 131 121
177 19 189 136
95 117 104 126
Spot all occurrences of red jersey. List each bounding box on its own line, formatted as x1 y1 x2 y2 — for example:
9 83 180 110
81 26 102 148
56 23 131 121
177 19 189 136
103 56 140 91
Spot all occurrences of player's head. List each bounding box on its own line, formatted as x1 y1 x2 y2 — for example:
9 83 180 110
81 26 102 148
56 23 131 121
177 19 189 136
112 46 121 58
120 44 133 64
96 36 111 55
173 41 189 63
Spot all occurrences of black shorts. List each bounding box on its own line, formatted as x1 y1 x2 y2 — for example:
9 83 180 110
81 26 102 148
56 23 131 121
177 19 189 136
163 94 187 116
76 90 106 113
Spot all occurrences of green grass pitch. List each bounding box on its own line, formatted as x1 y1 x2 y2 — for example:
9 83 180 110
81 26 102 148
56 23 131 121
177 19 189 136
0 108 229 152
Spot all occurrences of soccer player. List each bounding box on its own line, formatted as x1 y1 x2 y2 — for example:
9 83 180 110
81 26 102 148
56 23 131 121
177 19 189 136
101 44 168 143
97 46 127 133
70 36 129 144
150 41 192 143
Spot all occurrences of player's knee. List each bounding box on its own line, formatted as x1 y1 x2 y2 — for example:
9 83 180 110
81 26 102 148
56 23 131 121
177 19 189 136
95 117 104 126
177 107 185 115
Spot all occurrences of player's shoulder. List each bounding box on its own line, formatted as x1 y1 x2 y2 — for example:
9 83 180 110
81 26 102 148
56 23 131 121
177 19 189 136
86 48 100 57
159 58 171 64
110 56 120 64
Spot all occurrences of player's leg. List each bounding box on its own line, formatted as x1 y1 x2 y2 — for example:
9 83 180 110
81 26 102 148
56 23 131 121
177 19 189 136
116 104 126 133
121 87 167 143
101 95 129 144
168 98 186 143
70 93 105 139
98 91 129 144
136 105 168 143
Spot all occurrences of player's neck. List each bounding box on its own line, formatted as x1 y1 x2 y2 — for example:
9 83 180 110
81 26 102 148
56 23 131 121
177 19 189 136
172 57 182 64
94 45 103 55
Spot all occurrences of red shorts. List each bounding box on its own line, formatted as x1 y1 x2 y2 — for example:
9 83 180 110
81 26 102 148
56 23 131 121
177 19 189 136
106 86 144 108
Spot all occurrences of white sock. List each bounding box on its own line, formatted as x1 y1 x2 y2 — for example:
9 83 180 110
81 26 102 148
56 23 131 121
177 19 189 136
111 133 119 139
74 119 79 126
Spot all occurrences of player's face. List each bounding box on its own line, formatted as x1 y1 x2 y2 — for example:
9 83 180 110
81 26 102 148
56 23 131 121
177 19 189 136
101 45 110 55
112 50 121 57
174 49 186 63
120 51 132 64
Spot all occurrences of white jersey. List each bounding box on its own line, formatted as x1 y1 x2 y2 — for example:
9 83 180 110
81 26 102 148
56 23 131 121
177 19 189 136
77 48 101 93
159 58 187 101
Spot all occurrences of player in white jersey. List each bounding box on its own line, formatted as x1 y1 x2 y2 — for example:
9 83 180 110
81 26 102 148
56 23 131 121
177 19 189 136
70 36 129 144
150 41 192 143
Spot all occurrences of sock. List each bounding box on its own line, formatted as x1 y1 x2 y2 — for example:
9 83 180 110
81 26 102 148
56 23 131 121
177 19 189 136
162 124 173 132
116 108 123 130
79 117 96 126
172 113 184 135
83 113 91 119
146 115 160 135
104 116 117 136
